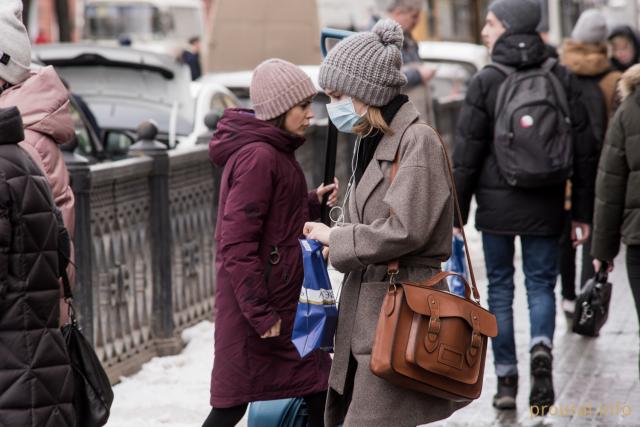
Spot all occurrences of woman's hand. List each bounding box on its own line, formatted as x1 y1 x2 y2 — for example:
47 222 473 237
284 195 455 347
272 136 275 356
316 178 340 207
303 222 332 246
261 318 282 339
593 259 614 274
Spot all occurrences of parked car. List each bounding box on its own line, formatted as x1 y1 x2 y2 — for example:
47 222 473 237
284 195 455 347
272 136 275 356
32 43 240 157
83 0 204 56
419 41 489 74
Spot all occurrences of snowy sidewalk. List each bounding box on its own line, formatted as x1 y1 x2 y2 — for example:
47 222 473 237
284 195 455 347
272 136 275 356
107 221 640 427
106 321 227 427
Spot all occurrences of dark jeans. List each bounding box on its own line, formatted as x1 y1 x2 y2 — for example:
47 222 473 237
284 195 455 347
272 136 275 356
558 212 595 301
202 390 327 427
483 233 559 377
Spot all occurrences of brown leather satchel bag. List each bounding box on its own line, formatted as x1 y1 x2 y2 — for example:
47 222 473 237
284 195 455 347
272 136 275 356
370 128 498 402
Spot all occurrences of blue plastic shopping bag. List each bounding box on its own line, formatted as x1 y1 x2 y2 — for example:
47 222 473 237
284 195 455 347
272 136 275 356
445 235 467 298
291 239 338 358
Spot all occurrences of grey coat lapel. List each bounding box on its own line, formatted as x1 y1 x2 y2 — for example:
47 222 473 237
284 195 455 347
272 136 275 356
354 103 420 222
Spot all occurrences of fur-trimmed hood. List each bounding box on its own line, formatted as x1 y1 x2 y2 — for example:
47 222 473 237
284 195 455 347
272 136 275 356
560 40 611 76
619 63 640 100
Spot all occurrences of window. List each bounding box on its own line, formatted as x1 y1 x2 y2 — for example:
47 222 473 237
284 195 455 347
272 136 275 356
69 103 93 157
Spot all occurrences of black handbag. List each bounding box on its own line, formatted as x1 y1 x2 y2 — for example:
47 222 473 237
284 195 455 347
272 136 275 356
57 212 114 427
572 264 613 337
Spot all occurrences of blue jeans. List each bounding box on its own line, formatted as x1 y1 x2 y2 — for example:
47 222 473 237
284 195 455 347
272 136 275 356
482 233 559 378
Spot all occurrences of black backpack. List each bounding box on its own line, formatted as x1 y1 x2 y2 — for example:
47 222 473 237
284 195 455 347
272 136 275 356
489 57 574 188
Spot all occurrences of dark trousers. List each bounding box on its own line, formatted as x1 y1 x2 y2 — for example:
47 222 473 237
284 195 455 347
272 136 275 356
627 246 640 378
559 212 595 301
202 390 327 427
628 246 640 327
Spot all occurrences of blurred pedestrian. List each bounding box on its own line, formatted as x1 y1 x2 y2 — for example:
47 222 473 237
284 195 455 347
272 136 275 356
0 0 76 325
608 25 640 72
591 63 640 377
182 36 202 80
377 0 435 124
559 9 622 320
205 58 338 427
304 19 469 427
453 0 598 414
0 106 75 426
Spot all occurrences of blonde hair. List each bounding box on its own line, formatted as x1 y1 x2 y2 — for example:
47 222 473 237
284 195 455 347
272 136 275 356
352 106 394 137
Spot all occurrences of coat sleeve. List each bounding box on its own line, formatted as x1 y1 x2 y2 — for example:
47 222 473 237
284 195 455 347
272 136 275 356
219 146 281 336
452 73 491 226
564 71 599 224
307 190 322 221
591 109 629 261
0 172 10 298
329 127 452 272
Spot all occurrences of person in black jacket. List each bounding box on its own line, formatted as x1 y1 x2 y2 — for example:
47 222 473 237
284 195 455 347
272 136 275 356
453 0 598 414
181 36 202 80
0 106 75 426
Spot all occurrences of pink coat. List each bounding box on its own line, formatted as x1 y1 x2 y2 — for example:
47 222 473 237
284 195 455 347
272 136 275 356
0 66 76 321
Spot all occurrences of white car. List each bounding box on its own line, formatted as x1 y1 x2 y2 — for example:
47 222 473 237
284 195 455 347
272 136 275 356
32 44 240 154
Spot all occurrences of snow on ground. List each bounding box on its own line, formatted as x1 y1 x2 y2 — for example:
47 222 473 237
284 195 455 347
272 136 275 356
106 321 240 427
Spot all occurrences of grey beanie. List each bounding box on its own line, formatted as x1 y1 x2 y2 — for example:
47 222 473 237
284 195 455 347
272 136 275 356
571 9 608 44
376 0 425 12
319 19 407 107
489 0 541 34
0 0 31 85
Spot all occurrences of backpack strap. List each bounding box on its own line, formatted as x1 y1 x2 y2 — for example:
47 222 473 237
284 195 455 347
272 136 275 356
541 57 558 73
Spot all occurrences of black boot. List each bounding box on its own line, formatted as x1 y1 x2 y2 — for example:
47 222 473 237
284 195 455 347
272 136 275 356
529 343 555 416
493 375 518 409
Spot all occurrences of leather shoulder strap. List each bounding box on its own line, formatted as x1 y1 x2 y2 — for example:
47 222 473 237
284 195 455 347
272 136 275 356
387 150 401 275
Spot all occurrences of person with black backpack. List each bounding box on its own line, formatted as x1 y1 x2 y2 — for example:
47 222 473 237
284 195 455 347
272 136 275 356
453 0 599 415
558 9 622 321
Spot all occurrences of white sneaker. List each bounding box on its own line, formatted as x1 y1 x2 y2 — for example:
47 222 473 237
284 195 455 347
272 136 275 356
562 298 575 316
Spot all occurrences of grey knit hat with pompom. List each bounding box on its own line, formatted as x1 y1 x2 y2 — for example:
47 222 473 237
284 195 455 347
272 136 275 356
319 19 408 106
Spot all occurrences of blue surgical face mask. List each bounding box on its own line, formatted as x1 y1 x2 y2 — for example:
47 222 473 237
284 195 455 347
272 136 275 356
326 97 366 134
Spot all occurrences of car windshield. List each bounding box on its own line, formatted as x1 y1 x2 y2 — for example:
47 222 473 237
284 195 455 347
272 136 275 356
85 3 163 39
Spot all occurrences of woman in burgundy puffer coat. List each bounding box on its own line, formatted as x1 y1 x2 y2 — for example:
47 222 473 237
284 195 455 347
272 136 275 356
204 59 338 427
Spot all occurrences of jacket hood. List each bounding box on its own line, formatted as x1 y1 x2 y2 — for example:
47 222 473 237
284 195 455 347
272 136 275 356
0 66 74 145
492 32 548 68
209 108 305 167
608 25 640 71
619 63 640 100
561 40 611 76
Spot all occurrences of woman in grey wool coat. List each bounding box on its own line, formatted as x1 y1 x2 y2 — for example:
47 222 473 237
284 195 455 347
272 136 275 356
303 19 470 427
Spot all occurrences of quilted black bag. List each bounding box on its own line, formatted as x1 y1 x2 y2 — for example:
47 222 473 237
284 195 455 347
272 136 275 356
573 264 613 337
56 209 114 427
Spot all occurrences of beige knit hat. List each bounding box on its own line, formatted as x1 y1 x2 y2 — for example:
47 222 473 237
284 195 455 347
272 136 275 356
319 19 407 107
250 59 317 121
0 0 31 85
